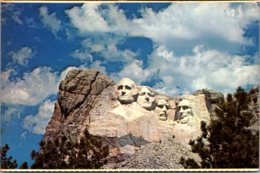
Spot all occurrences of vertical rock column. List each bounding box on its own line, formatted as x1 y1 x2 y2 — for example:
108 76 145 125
44 68 115 142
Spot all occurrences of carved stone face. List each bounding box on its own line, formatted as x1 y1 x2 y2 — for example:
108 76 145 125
178 100 192 121
116 78 137 104
137 86 155 110
155 98 169 121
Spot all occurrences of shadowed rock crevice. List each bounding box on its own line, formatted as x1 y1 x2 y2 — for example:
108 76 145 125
67 71 100 117
117 134 150 147
58 69 100 117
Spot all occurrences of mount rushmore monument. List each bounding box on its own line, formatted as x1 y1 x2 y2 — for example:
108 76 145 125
43 68 229 167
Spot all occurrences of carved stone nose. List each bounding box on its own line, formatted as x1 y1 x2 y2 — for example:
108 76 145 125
145 97 149 102
122 91 126 95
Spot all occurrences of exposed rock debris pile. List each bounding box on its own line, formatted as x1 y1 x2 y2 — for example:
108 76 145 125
104 140 200 169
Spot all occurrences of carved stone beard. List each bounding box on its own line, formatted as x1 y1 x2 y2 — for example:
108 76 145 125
116 78 137 104
155 99 169 121
137 87 155 110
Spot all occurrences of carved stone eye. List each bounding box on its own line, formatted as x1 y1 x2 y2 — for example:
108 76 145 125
148 93 154 97
140 92 146 96
118 85 123 90
157 105 169 109
125 85 132 90
157 105 163 108
181 106 189 110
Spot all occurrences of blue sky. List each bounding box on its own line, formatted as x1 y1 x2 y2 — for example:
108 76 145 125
1 2 259 167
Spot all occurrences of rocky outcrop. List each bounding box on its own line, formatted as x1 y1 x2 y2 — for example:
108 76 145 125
44 68 115 142
193 89 225 121
44 68 238 168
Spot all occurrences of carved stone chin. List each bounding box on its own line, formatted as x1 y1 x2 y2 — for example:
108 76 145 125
137 86 155 110
155 98 169 121
115 78 137 104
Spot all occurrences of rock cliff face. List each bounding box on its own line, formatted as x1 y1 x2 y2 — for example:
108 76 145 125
248 86 259 132
193 89 225 121
43 68 230 166
87 86 175 143
44 69 115 142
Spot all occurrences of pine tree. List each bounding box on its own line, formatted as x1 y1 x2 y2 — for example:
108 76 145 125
31 129 109 169
180 87 259 168
0 144 18 169
19 162 28 169
0 144 29 169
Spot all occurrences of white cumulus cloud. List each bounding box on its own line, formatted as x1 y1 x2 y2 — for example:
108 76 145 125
129 3 258 45
71 50 93 62
66 3 259 55
72 36 137 65
23 100 55 135
90 61 107 74
0 67 59 106
0 65 82 107
148 46 260 95
65 3 109 33
110 59 153 84
39 6 62 37
8 47 35 66
109 45 259 95
64 2 259 95
65 3 128 34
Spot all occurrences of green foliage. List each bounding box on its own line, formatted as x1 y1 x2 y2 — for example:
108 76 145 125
0 144 18 169
31 129 109 169
181 87 259 168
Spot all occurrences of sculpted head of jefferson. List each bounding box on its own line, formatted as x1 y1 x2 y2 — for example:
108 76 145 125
155 96 169 121
137 86 155 110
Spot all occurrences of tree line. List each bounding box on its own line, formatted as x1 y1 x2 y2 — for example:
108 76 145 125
1 129 109 169
180 86 259 168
